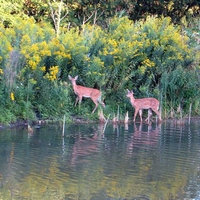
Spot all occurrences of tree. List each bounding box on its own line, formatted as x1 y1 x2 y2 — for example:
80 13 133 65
47 0 68 37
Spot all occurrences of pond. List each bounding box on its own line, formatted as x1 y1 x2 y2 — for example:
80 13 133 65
0 120 200 200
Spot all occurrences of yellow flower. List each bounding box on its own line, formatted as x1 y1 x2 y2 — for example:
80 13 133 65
44 66 59 81
0 68 3 74
28 60 37 70
41 66 46 72
10 92 15 101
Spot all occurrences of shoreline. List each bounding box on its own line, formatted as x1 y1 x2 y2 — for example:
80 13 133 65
1 116 200 130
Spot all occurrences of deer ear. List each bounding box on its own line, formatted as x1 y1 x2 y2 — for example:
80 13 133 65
68 75 71 80
75 75 78 80
126 89 130 93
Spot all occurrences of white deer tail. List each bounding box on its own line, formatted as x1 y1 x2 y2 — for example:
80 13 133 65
98 95 105 107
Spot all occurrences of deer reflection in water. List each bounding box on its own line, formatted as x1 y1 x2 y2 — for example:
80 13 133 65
70 124 104 166
127 122 161 156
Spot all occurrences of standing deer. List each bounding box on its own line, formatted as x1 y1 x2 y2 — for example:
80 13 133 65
126 89 161 122
68 75 105 113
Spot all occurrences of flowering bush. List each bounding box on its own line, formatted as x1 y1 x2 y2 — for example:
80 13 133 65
0 15 198 123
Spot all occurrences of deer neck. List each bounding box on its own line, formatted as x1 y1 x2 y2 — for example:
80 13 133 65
72 82 78 92
130 95 136 106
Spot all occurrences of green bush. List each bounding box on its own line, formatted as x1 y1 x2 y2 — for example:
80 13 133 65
0 15 199 124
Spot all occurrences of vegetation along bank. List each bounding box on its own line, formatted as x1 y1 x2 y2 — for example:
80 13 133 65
0 1 199 125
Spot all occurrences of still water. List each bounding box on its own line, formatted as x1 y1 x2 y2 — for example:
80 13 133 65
0 120 200 200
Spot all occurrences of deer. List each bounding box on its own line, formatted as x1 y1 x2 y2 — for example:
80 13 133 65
68 75 105 113
126 89 161 122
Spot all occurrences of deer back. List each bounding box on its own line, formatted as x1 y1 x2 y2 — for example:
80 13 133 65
126 89 159 110
74 85 101 98
69 75 101 98
134 98 159 110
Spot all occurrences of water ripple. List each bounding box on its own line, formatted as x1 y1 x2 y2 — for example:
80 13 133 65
0 122 200 200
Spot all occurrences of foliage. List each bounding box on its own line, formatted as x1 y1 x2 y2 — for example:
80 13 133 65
1 0 199 30
0 0 27 27
0 15 199 124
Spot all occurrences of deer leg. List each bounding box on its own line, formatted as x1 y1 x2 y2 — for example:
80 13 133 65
77 96 82 112
152 108 161 121
92 105 98 113
133 109 139 121
145 109 153 123
157 111 161 121
148 109 153 123
75 96 79 106
91 98 99 113
139 109 143 121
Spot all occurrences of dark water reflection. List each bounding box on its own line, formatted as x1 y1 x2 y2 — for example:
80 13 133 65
0 120 200 200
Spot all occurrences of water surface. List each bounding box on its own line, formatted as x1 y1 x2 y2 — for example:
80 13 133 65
0 120 200 200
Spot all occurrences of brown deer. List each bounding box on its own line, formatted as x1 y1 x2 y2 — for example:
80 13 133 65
68 75 105 113
126 89 161 122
